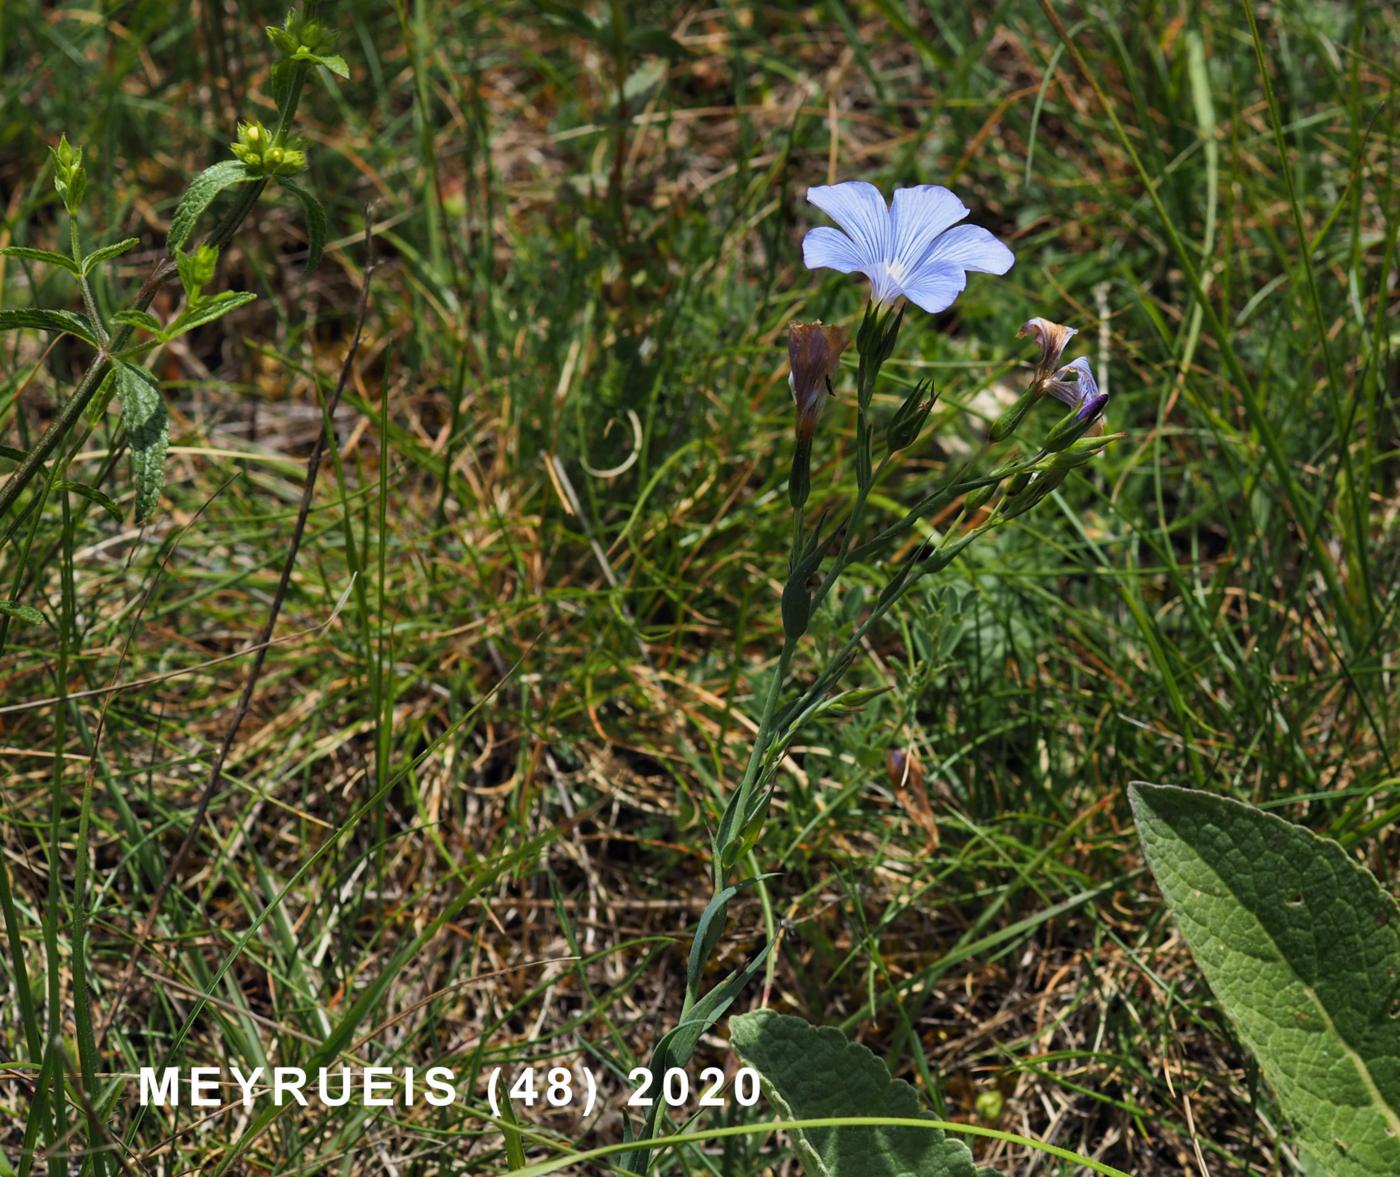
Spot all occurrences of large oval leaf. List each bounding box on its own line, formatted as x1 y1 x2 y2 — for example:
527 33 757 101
730 1011 995 1177
1130 783 1400 1175
113 362 169 523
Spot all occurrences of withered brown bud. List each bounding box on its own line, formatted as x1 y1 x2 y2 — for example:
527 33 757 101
1018 317 1078 388
886 747 924 791
788 321 849 441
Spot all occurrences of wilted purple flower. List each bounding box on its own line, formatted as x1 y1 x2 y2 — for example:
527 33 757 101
803 181 1014 313
788 321 848 441
1046 357 1108 425
1019 317 1078 385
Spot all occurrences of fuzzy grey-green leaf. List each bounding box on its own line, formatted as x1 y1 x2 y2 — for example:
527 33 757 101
730 1011 991 1177
1130 783 1400 1176
0 307 99 346
168 159 256 251
81 236 140 275
166 290 257 339
0 600 44 625
113 362 169 523
277 178 328 271
1 245 80 274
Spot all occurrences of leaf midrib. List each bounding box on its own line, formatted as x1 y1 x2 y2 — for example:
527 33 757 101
1173 827 1400 1150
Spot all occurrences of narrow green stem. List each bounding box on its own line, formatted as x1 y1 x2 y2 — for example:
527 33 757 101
715 636 794 888
69 219 106 345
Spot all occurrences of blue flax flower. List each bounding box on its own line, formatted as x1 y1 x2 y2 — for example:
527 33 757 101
803 181 1014 313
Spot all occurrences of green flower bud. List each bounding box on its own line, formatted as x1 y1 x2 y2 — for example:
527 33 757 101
176 244 220 300
962 481 997 515
1046 447 1098 470
267 24 300 54
53 133 81 174
268 147 307 176
885 378 936 454
50 134 87 214
1002 467 1070 517
988 386 1036 443
975 1089 1005 1123
229 120 308 177
232 120 273 167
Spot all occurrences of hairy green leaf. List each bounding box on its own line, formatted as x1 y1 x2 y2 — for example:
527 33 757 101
166 290 257 339
277 178 328 271
81 237 140 275
111 309 165 337
1 245 79 274
1130 783 1400 1175
113 362 169 523
0 601 44 625
729 1011 993 1177
293 48 348 78
168 160 256 251
0 307 99 346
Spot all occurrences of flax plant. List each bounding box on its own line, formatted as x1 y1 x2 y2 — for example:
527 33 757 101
619 181 1115 1170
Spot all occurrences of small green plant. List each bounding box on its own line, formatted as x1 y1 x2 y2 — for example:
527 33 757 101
0 10 346 1175
0 7 337 537
1131 784 1400 1176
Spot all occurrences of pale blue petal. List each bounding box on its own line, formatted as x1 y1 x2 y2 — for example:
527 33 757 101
802 226 868 275
890 186 968 271
897 262 966 314
806 182 890 268
1047 357 1098 408
921 223 1015 275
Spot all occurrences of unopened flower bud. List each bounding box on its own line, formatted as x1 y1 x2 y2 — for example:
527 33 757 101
962 481 998 514
885 378 935 453
1046 446 1099 470
1044 390 1109 451
230 120 308 176
268 24 299 54
50 134 87 214
1002 467 1070 516
1019 317 1077 387
275 147 307 174
53 133 81 174
989 386 1037 443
